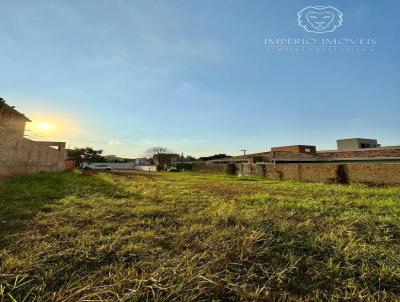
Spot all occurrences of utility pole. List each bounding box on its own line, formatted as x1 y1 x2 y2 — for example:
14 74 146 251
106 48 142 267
240 149 247 155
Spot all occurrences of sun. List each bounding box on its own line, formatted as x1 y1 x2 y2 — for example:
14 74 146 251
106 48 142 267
36 123 51 130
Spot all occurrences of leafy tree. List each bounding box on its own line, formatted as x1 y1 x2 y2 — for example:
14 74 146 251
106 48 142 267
67 147 106 165
145 147 170 158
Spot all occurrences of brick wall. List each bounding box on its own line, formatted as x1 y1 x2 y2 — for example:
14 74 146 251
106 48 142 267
318 149 400 158
206 148 400 165
271 145 316 153
261 164 339 183
0 130 66 177
194 162 400 185
344 164 400 184
263 163 400 184
192 161 227 174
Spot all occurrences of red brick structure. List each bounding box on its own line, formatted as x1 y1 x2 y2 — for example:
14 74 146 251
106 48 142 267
271 145 316 154
199 142 400 184
207 145 400 165
317 149 400 159
193 162 400 185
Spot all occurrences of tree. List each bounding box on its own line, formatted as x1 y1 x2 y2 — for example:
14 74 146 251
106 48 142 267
145 147 171 169
145 147 169 157
67 147 106 165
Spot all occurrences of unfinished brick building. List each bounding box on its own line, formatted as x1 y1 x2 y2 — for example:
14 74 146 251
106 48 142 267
0 99 66 177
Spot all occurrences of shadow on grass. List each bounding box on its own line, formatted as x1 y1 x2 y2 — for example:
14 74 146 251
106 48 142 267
0 171 131 245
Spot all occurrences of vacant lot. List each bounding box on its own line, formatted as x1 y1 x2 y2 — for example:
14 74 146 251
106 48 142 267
0 171 399 301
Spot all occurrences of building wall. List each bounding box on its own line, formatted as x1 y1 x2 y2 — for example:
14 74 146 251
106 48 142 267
89 162 157 171
261 164 340 183
344 164 400 184
318 148 400 159
192 161 227 174
1 102 67 177
206 148 400 166
0 130 66 177
337 138 379 151
131 165 157 172
193 162 400 184
262 163 400 184
0 102 29 138
135 158 149 165
271 145 316 153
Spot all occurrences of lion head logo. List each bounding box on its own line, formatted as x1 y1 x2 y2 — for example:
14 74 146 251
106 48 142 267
298 6 343 33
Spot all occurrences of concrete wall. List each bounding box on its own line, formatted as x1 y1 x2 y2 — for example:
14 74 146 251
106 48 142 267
0 131 66 177
90 162 157 172
337 138 379 151
193 162 400 185
132 165 157 172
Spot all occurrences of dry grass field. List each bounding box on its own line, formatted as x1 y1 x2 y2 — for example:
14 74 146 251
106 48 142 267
1 171 400 301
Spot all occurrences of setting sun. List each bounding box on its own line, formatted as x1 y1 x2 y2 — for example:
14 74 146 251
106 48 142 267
36 123 51 130
26 115 80 141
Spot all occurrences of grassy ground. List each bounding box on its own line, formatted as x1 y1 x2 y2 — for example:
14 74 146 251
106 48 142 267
0 171 399 301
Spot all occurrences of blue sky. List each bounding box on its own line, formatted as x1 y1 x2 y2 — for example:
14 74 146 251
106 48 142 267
1 0 399 157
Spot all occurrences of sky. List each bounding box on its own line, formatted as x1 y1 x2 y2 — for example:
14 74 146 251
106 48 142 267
0 0 399 158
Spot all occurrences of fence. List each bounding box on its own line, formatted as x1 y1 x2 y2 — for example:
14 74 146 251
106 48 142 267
193 162 400 185
91 162 158 172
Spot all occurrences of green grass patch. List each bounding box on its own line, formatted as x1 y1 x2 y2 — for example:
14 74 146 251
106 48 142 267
0 171 399 301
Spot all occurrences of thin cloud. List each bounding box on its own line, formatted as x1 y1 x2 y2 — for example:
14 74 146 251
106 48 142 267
107 139 123 145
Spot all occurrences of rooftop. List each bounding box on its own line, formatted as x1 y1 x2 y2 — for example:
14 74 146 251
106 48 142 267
0 98 31 122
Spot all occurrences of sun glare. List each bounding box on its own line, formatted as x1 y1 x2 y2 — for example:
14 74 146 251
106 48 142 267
36 123 51 130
